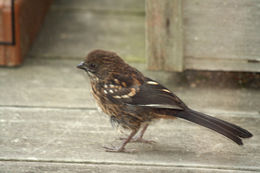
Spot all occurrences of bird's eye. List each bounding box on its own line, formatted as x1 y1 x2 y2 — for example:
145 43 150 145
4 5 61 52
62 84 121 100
89 63 97 69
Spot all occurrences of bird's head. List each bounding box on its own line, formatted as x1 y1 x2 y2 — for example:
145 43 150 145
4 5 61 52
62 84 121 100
77 49 126 80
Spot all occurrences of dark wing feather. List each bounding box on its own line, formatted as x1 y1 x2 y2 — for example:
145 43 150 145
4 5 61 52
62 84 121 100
107 77 187 110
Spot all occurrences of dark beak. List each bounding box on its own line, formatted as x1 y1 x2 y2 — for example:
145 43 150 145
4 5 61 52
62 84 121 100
77 62 87 71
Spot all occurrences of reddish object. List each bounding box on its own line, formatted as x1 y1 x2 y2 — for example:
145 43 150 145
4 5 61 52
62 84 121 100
0 0 52 66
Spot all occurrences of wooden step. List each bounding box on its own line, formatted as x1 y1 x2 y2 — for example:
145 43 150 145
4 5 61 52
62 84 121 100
0 0 52 66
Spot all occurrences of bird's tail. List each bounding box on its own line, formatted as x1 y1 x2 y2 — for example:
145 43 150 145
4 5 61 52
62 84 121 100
170 109 253 145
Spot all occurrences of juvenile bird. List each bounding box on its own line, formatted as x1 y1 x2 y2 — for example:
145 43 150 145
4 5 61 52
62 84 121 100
77 49 252 152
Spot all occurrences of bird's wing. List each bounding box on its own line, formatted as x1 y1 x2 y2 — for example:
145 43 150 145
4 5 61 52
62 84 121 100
103 77 187 110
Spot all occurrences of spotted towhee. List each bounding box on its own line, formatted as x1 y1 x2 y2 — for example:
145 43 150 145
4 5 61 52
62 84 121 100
77 49 252 152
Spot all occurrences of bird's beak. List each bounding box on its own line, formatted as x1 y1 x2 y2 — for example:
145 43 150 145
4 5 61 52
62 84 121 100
77 62 87 71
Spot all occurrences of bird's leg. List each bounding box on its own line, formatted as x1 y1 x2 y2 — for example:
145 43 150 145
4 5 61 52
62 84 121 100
104 129 138 152
132 124 155 143
120 124 155 144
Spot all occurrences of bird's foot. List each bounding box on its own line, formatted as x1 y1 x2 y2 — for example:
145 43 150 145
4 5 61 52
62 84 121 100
119 137 155 144
103 145 135 153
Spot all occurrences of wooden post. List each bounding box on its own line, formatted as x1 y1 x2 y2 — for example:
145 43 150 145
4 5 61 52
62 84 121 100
146 0 183 72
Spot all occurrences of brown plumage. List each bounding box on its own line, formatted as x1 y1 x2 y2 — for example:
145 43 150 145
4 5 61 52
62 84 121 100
77 49 253 152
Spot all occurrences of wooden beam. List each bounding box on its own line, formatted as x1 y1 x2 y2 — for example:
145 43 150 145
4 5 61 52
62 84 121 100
185 57 260 72
146 0 183 72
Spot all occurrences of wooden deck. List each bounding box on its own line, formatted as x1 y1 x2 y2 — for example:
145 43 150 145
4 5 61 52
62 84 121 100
0 0 259 172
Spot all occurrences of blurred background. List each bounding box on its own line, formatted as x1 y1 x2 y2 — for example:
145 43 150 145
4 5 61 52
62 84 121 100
0 0 259 172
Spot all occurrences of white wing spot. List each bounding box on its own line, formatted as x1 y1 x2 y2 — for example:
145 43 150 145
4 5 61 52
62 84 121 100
104 84 108 88
109 84 115 88
103 90 108 94
162 89 171 93
109 89 114 93
113 95 121 99
147 81 159 85
121 95 129 98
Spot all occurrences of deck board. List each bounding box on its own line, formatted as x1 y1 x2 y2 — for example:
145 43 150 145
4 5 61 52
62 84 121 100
0 161 257 173
0 107 259 172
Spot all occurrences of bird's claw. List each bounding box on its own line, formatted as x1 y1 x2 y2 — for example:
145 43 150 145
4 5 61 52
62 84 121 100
119 137 156 144
103 145 136 153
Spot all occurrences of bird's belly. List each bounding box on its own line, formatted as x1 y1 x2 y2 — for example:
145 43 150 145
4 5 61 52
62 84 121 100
91 89 156 130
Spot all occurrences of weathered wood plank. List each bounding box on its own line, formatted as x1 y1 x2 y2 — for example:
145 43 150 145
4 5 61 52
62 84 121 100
0 59 95 108
0 107 259 171
185 57 260 72
183 0 260 71
0 161 257 173
146 0 183 71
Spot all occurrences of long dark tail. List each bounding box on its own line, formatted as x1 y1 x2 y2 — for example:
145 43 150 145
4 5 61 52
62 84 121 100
172 109 253 145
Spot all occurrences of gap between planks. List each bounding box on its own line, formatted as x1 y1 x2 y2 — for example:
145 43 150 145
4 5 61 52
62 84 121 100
0 159 259 172
0 105 259 118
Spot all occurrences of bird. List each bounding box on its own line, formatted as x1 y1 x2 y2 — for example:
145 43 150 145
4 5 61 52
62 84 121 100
77 49 253 152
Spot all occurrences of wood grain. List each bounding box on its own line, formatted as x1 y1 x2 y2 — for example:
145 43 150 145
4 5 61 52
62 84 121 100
146 0 260 72
0 107 259 172
1 161 257 173
183 0 260 71
146 0 183 71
